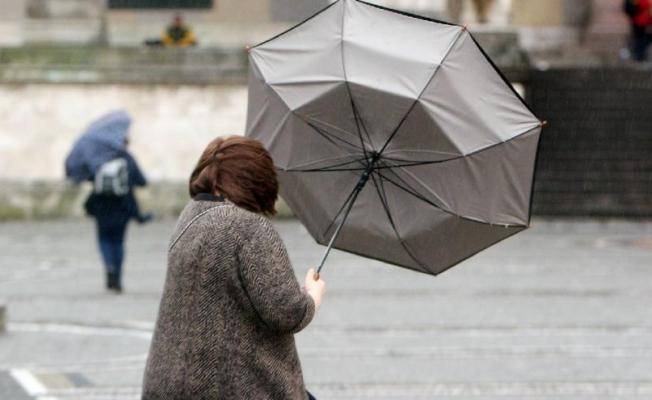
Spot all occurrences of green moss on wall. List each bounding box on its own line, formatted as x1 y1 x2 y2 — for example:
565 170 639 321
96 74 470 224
0 180 296 221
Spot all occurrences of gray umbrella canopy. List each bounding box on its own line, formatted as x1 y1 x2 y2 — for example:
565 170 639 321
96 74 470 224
246 0 543 276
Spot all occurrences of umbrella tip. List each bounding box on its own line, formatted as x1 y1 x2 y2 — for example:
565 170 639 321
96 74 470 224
245 45 251 52
541 120 548 127
462 24 468 31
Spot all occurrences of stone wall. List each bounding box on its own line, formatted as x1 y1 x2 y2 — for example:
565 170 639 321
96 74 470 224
529 67 652 218
0 83 284 220
0 84 247 181
3 67 650 221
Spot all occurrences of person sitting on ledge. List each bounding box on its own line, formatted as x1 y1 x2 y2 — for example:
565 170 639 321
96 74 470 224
162 14 197 47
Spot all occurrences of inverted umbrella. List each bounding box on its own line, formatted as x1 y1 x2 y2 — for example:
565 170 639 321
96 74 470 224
246 0 544 276
65 110 131 183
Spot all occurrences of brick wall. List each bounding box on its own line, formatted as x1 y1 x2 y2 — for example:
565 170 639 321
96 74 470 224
528 67 652 218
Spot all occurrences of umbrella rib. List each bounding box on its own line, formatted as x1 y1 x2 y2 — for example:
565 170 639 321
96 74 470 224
376 168 454 217
251 0 340 48
340 4 371 163
376 167 487 226
379 164 447 209
348 88 370 161
305 119 364 152
373 124 543 169
370 170 430 272
280 156 368 172
379 168 524 228
304 116 367 148
285 166 367 172
468 33 538 118
352 98 375 154
251 67 366 156
376 26 467 156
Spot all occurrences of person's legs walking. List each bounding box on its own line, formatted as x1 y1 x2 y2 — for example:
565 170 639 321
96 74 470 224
112 223 128 291
632 25 649 61
97 223 117 288
96 223 128 292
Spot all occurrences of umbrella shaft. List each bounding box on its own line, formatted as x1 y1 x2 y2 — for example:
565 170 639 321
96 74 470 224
317 168 372 273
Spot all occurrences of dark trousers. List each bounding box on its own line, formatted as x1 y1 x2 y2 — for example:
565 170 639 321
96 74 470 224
631 25 651 61
97 223 128 281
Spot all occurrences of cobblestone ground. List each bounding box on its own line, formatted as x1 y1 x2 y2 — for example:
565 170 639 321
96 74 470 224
0 218 651 399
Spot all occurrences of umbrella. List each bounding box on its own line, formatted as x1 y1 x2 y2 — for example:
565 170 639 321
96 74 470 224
65 110 131 183
245 0 544 276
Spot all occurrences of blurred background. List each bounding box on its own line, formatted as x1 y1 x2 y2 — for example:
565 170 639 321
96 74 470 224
0 1 651 399
0 0 648 219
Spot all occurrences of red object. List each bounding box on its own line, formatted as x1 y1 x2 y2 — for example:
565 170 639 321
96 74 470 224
633 0 652 26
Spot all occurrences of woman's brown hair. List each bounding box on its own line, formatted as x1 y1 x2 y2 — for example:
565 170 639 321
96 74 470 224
189 136 278 216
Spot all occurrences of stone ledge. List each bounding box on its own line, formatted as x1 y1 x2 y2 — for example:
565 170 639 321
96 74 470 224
0 180 294 221
0 45 248 84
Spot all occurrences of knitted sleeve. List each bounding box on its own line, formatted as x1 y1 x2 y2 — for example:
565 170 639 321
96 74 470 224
238 217 315 334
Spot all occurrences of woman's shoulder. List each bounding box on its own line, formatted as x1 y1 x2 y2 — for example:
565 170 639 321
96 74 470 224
175 199 273 238
217 202 275 236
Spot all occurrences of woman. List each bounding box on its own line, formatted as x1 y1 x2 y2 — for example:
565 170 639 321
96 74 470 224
84 139 151 293
142 136 326 399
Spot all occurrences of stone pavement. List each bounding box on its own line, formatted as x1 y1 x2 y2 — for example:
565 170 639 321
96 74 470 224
0 218 651 399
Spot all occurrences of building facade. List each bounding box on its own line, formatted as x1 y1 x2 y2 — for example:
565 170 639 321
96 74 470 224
0 0 610 51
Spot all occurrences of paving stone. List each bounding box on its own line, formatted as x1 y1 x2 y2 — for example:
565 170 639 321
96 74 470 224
0 218 650 399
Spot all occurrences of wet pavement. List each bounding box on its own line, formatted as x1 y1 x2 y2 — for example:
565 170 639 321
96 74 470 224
0 218 651 399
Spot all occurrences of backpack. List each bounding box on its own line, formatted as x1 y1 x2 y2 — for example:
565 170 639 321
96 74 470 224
94 158 129 196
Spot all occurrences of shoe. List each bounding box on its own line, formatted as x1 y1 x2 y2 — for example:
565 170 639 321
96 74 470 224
106 272 114 289
110 273 123 294
107 272 122 292
112 280 123 294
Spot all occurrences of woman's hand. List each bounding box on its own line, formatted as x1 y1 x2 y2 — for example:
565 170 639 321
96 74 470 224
304 268 326 310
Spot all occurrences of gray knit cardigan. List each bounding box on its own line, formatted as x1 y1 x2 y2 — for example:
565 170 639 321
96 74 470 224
142 196 315 399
